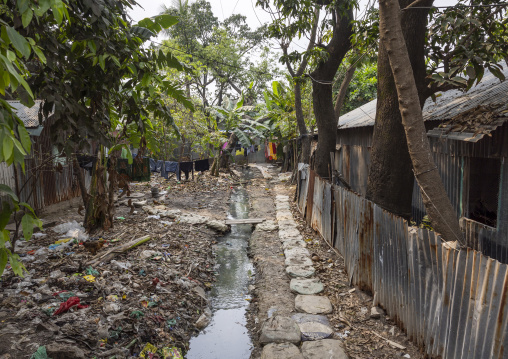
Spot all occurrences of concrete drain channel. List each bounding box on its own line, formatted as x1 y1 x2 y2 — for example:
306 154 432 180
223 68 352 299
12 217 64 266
187 184 254 358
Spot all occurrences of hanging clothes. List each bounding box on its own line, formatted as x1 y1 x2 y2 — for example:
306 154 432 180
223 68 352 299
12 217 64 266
156 160 164 172
266 142 277 160
149 158 157 172
235 148 245 156
161 161 180 180
194 159 210 172
179 161 193 180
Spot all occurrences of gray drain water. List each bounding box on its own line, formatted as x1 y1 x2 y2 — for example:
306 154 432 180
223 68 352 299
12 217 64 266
187 185 254 359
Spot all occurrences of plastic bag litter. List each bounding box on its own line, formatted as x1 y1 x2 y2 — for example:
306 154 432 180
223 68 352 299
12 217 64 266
140 343 158 358
30 346 50 359
146 215 161 220
53 220 88 241
111 260 132 270
32 232 47 239
163 346 183 359
53 296 89 315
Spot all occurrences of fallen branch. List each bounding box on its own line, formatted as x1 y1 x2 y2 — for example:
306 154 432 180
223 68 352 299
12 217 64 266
89 235 151 266
370 330 406 350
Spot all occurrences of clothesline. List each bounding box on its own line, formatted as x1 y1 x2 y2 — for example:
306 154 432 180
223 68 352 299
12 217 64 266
149 158 211 181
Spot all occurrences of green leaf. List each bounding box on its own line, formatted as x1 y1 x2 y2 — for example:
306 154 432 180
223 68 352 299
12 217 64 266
489 67 506 82
9 253 26 276
51 1 64 24
21 8 33 28
99 55 106 71
0 184 18 202
163 82 194 111
451 76 467 85
235 94 245 109
87 40 97 54
19 202 35 216
33 46 47 64
130 26 156 40
110 55 120 67
21 213 41 241
154 14 179 29
272 81 279 96
17 124 31 154
3 136 13 160
0 202 12 230
124 147 133 164
233 128 251 147
21 214 32 241
17 0 30 13
0 249 8 276
6 27 31 58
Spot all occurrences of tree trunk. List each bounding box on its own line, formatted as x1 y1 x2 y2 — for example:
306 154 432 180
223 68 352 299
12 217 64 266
84 148 109 232
311 3 353 178
283 7 319 165
294 81 311 164
107 153 119 230
378 0 464 244
334 65 356 118
366 0 432 218
220 132 238 169
73 157 89 210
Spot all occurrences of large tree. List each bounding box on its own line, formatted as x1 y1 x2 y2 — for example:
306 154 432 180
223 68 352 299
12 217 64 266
378 0 464 243
367 0 508 220
162 0 271 107
10 0 191 231
310 2 354 177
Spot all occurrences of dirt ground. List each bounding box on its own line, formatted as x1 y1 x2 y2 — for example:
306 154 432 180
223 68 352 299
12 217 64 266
0 171 237 359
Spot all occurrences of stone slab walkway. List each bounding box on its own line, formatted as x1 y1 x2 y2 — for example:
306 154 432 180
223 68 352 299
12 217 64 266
259 190 348 359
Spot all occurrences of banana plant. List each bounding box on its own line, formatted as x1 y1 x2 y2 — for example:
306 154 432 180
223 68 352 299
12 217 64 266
212 93 271 148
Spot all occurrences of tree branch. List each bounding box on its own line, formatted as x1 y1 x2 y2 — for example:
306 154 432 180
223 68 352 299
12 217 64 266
334 64 356 118
402 0 431 10
296 7 320 77
228 80 242 94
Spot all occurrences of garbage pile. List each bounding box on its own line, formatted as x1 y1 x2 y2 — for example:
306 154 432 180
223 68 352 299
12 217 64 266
0 171 237 359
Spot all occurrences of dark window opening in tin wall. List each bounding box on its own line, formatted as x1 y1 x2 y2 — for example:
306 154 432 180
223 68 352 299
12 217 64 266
468 157 501 228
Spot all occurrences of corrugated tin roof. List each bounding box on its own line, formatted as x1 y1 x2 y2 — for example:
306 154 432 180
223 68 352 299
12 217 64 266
337 99 377 129
7 100 43 128
338 65 508 133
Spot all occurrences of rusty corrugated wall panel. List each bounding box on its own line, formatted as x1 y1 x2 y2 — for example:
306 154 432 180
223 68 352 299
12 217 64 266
297 164 310 215
0 122 90 213
310 176 323 233
299 168 508 358
306 170 316 225
322 181 333 244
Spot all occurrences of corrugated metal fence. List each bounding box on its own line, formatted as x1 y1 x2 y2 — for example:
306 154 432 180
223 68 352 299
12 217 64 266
0 158 90 214
297 165 508 358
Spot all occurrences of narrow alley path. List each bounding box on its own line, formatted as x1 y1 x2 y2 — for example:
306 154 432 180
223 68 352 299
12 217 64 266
246 164 424 359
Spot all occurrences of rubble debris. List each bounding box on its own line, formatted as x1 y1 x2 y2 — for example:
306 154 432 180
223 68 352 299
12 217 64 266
370 331 407 350
370 306 385 319
89 235 151 265
0 170 235 358
45 342 86 359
